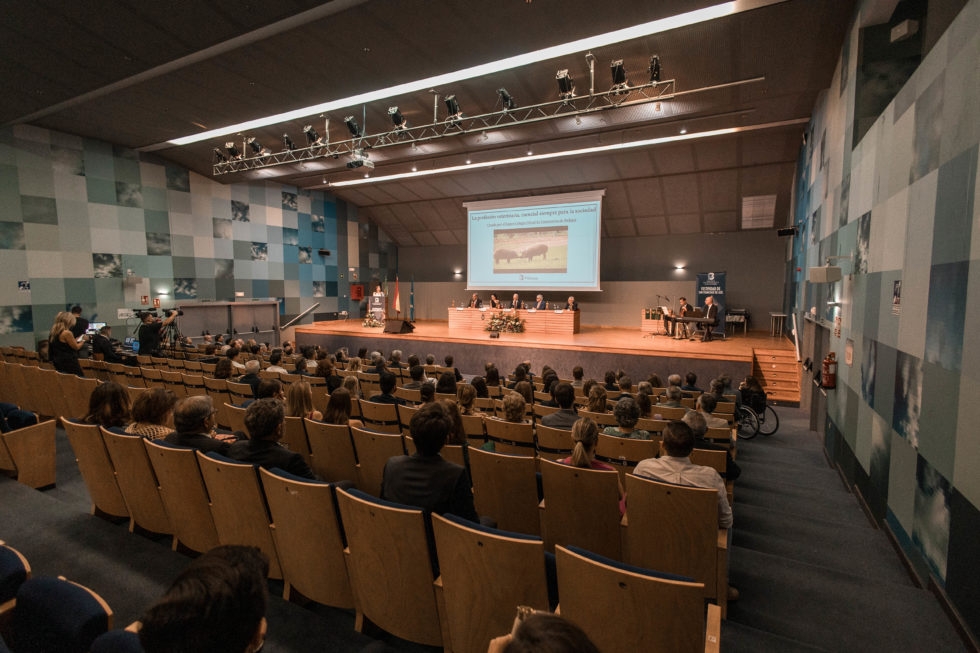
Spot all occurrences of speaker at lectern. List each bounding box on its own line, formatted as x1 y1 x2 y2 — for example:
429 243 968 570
369 295 385 321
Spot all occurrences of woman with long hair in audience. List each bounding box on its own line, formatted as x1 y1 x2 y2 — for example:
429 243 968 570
558 417 625 509
321 387 364 429
83 381 131 428
647 372 664 389
470 376 489 399
341 374 361 399
49 311 87 376
346 357 363 374
514 380 534 406
456 383 478 416
586 384 608 413
315 358 344 393
285 380 322 421
213 357 234 380
436 371 458 395
635 390 654 419
125 388 177 440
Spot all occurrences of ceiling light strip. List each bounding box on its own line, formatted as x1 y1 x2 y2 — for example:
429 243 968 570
166 1 783 147
324 117 809 188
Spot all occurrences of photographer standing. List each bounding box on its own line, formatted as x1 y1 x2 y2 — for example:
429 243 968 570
138 310 178 356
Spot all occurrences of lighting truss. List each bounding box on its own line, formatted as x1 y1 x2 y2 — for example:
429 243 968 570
212 79 679 175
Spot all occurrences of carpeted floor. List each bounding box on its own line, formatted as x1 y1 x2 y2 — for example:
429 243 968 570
722 408 967 652
0 407 968 652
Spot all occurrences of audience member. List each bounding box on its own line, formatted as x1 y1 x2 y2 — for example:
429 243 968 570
682 372 702 393
696 394 729 429
369 372 404 405
435 371 458 395
214 357 235 380
255 379 285 402
165 395 232 453
228 398 315 479
683 411 741 481
586 385 608 414
456 384 478 416
265 350 288 374
513 380 534 406
315 359 344 393
507 364 528 389
666 373 683 388
647 373 664 389
615 375 633 400
660 385 686 409
540 382 579 429
82 381 131 428
571 366 584 387
342 374 361 399
227 346 246 372
286 381 322 421
635 391 653 419
321 387 364 429
487 611 600 653
603 396 651 440
470 375 489 399
500 391 528 423
380 401 479 522
138 545 269 653
445 355 463 382
403 365 426 390
0 403 38 433
239 360 262 398
49 311 87 376
634 420 732 530
602 370 618 392
125 388 177 440
419 382 436 404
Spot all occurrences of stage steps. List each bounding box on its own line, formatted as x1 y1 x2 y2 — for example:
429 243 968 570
752 347 800 404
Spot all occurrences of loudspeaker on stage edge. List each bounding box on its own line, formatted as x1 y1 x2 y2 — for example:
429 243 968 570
383 320 415 334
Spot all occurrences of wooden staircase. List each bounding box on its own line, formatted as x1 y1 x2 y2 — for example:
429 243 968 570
752 347 800 404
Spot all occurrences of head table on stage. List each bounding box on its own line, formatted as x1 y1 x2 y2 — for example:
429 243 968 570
447 307 580 334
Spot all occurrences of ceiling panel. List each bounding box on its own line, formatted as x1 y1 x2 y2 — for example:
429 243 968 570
0 0 857 246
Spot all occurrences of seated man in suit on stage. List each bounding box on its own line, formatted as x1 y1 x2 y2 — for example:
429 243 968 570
165 395 233 453
369 371 405 405
665 296 692 337
540 382 580 429
564 295 579 310
700 296 719 342
227 398 316 479
510 293 522 309
381 401 480 522
468 293 483 308
533 294 546 310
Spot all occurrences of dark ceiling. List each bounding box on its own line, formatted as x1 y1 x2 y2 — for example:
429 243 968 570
2 0 856 248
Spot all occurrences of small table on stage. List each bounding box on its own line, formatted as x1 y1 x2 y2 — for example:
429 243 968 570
447 307 580 334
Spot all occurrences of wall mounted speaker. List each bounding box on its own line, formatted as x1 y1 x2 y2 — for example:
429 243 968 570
809 266 842 283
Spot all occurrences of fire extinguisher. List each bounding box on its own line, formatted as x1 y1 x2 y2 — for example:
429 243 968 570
821 352 837 389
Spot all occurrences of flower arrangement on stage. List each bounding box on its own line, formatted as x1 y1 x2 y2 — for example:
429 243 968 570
485 311 525 333
362 315 384 328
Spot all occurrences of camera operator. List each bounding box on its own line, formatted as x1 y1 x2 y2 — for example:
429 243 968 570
138 310 178 356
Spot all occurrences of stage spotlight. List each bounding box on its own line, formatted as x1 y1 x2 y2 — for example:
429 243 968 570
247 137 269 156
556 69 575 99
283 134 296 151
225 142 241 158
610 59 628 86
303 124 322 145
444 94 462 123
648 54 661 83
213 148 227 163
497 88 516 110
388 106 406 129
344 116 362 138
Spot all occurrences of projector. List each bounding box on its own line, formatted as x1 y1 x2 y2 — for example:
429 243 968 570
346 159 375 170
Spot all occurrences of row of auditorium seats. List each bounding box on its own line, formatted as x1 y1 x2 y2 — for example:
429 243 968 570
0 540 114 653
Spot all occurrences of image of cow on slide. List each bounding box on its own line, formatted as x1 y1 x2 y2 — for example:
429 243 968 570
491 226 568 273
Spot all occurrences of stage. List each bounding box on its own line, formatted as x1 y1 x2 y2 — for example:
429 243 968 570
295 319 794 387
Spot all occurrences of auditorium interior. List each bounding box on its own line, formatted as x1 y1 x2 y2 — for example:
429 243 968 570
1 0 978 651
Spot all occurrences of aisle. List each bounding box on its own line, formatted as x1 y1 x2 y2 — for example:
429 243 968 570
721 408 966 652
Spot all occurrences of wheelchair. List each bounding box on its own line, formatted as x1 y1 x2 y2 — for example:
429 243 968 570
735 391 779 440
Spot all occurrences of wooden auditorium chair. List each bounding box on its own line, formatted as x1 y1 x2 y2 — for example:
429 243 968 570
467 447 541 537
538 458 622 560
100 428 172 536
0 419 56 490
348 427 406 497
60 419 129 520
304 420 358 485
143 439 219 554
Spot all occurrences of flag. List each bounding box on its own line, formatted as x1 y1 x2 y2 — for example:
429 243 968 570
393 276 401 315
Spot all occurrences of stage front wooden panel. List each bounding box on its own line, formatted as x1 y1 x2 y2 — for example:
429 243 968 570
447 308 580 334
